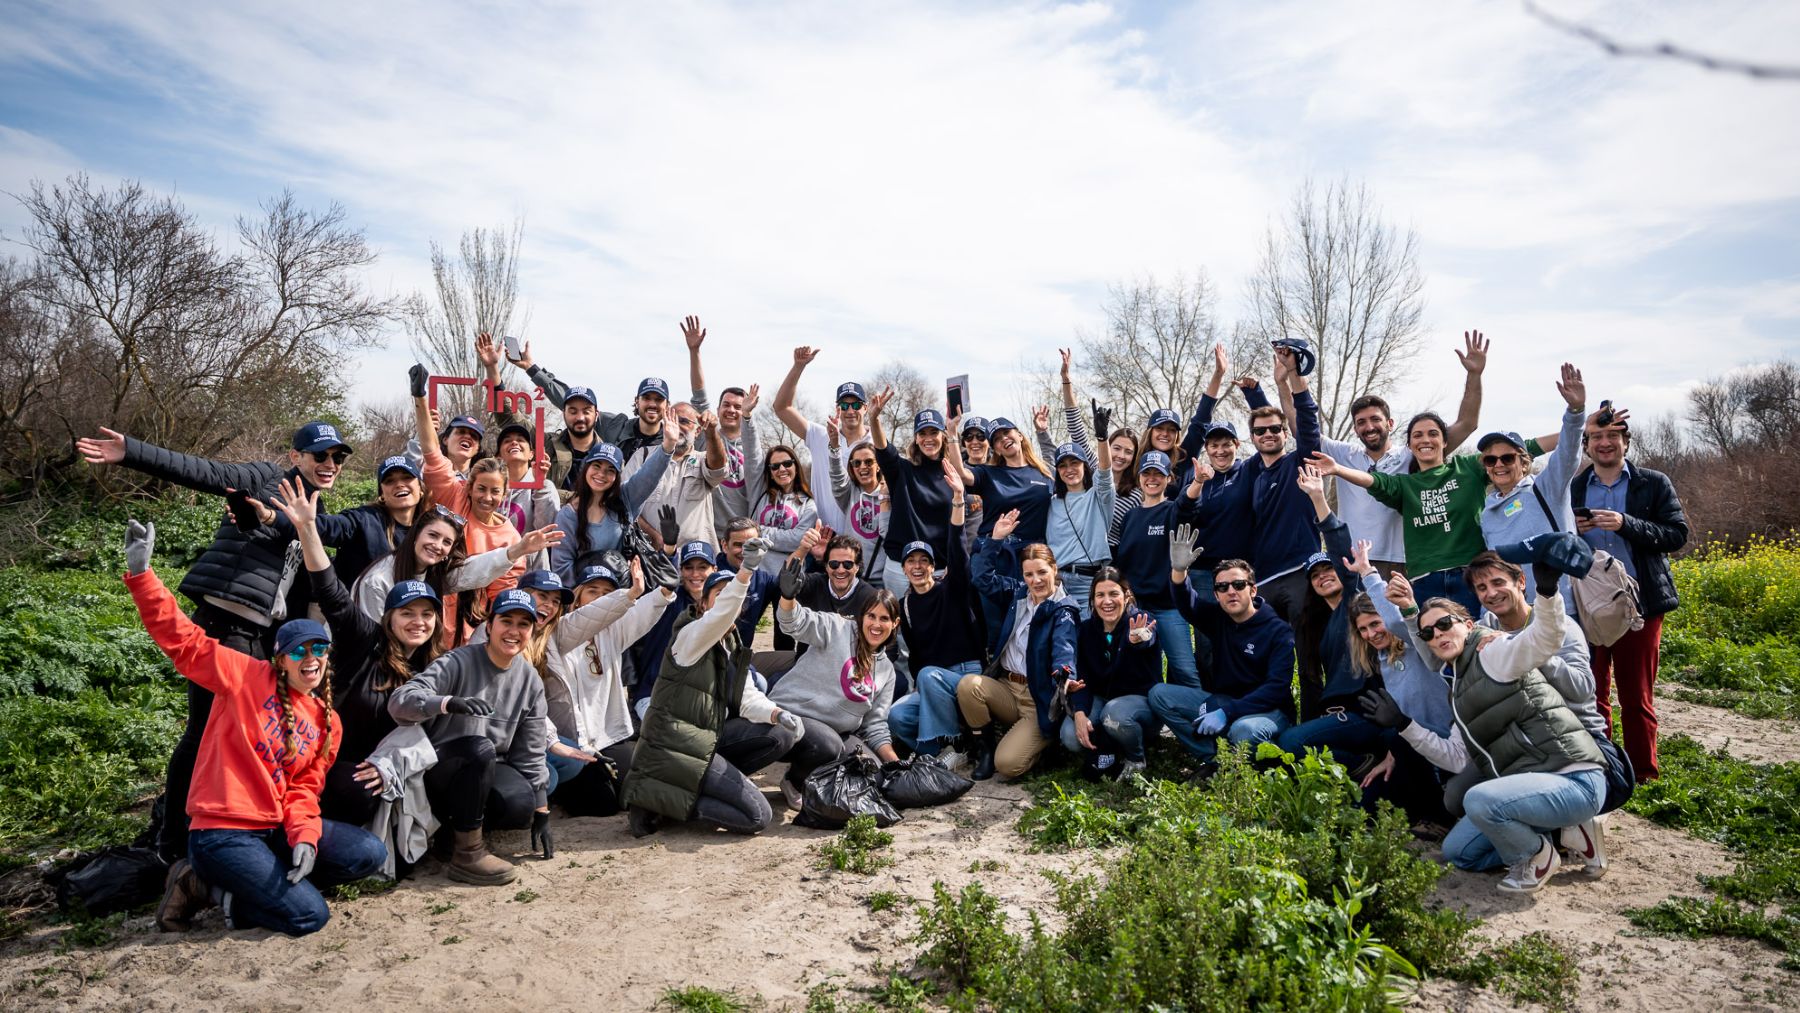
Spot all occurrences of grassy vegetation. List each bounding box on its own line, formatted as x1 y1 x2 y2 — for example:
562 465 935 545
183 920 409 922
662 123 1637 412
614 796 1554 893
1439 932 1581 1010
1661 537 1800 718
659 985 758 1013
814 816 896 875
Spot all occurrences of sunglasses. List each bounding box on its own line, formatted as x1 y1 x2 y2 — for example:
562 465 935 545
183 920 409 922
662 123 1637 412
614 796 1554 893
1250 425 1284 437
309 450 350 465
430 504 466 526
850 459 876 469
770 459 797 470
1213 578 1252 593
285 642 330 661
1419 615 1460 636
1481 452 1520 467
837 401 864 411
826 560 858 571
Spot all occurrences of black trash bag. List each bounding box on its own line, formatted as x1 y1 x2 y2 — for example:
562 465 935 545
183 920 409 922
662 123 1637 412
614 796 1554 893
795 753 901 830
47 846 168 917
880 753 974 809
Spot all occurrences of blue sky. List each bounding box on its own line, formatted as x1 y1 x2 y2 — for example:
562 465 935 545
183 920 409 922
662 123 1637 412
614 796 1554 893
3 0 1798 435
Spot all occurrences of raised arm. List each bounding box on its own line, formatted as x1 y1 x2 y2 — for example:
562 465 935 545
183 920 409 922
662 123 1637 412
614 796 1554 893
1032 404 1057 464
81 427 278 498
1307 452 1376 491
1443 330 1488 448
772 346 819 441
826 418 853 511
506 338 571 410
683 316 708 411
944 409 976 485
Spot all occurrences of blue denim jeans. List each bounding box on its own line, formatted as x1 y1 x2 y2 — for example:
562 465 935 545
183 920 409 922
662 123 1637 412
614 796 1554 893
1059 694 1156 761
1410 566 1481 618
1060 572 1094 620
1442 768 1607 870
1147 607 1202 688
188 819 386 936
547 734 588 795
888 660 982 754
1147 685 1291 761
1274 711 1391 767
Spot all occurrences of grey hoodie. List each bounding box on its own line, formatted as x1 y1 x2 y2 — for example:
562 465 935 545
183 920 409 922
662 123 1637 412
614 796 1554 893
771 603 896 748
388 642 551 806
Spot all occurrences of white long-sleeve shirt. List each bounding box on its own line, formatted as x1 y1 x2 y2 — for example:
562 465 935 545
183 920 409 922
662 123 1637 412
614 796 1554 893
543 587 673 752
670 575 778 723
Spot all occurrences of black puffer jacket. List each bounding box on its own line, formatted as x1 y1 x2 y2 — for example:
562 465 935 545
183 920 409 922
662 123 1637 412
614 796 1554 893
122 437 316 619
1569 462 1688 617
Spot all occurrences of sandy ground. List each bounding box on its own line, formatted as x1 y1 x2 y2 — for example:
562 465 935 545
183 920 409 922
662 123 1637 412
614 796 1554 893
3 691 1797 1012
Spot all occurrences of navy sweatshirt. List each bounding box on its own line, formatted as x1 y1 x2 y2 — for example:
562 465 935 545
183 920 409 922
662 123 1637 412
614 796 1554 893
969 463 1054 543
1110 495 1190 611
715 552 780 646
1297 514 1369 715
900 521 985 675
875 444 953 562
1070 604 1164 713
1248 387 1323 580
1171 582 1297 721
1188 387 1270 568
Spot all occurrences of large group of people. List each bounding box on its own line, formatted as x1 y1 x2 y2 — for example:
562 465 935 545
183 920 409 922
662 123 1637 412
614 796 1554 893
74 319 1690 937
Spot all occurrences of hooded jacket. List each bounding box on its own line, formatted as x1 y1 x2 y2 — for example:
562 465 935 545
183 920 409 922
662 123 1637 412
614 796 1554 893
1171 581 1297 722
972 539 1081 736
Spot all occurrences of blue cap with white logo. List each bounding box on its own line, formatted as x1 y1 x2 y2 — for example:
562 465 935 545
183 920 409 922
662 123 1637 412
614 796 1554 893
902 540 935 563
1138 450 1173 475
565 386 598 407
1477 431 1526 453
443 415 485 440
1053 442 1088 466
489 588 540 620
1147 408 1182 430
1304 551 1334 573
292 421 353 454
517 569 572 604
378 455 420 480
575 564 623 589
989 417 1019 435
637 377 670 400
679 540 716 566
913 408 946 433
702 570 736 595
580 443 625 473
1202 421 1239 441
960 416 990 438
836 381 867 404
383 579 441 611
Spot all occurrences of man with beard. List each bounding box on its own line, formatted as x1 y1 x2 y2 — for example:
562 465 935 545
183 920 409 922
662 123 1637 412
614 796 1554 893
1317 332 1490 579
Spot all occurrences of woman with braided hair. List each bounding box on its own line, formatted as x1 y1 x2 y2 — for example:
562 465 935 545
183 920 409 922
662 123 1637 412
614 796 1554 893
122 519 385 937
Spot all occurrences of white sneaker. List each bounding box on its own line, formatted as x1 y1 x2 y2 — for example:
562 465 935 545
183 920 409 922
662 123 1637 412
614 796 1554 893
780 779 804 812
1498 835 1560 894
938 748 971 775
1558 816 1607 877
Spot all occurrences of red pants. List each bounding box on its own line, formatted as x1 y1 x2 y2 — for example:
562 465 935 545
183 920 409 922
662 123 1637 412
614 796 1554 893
1590 612 1664 782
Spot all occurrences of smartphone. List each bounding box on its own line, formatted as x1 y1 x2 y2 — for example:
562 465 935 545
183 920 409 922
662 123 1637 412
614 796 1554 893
504 334 525 361
946 374 969 418
1574 507 1594 519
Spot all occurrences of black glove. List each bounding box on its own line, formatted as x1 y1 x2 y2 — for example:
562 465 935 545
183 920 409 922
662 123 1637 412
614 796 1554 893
225 487 261 532
445 696 494 716
409 363 429 399
657 504 680 548
1357 689 1407 730
530 809 554 859
777 556 807 600
1531 562 1562 600
1091 399 1112 443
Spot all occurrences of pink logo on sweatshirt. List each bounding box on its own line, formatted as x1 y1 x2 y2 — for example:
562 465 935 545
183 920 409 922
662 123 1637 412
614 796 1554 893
849 497 880 539
722 445 745 490
840 657 874 703
758 501 800 531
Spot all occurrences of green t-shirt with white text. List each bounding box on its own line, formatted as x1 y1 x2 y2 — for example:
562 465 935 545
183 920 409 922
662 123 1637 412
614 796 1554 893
1366 439 1543 575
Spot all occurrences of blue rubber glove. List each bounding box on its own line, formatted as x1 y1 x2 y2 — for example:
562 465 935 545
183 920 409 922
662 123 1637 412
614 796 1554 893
1194 707 1227 738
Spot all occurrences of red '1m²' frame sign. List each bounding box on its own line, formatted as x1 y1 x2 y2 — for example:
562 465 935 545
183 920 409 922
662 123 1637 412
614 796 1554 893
426 374 551 490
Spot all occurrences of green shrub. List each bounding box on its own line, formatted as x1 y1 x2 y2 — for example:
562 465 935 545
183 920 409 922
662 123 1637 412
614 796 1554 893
0 568 182 699
815 815 896 875
1663 538 1800 717
1443 932 1581 1010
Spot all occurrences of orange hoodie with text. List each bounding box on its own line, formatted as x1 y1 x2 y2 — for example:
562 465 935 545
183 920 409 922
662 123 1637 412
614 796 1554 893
126 569 340 847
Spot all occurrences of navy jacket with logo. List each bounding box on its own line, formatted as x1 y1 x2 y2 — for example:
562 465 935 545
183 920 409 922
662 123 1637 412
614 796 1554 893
1171 581 1297 722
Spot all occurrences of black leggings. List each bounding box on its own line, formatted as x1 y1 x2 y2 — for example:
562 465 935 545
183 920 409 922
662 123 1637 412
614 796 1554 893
551 741 636 818
716 717 798 777
321 759 383 827
777 717 852 788
694 754 772 833
159 604 272 861
423 735 537 832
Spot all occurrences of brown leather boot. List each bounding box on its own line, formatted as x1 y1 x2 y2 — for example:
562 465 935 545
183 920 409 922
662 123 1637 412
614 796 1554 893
448 828 517 885
155 858 214 932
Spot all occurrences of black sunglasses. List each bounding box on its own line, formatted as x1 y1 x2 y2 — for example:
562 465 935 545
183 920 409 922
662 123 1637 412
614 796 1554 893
1213 578 1252 593
1481 452 1519 467
1250 424 1284 437
837 400 864 411
850 458 876 468
429 504 466 527
770 459 797 470
309 450 350 465
826 560 858 571
1419 615 1460 635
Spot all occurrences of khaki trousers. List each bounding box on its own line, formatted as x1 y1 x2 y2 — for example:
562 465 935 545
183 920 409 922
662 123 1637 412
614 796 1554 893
957 674 1051 780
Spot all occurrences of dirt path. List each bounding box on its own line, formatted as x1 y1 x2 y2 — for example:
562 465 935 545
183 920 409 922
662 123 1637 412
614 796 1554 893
1655 693 1800 765
3 695 1796 1011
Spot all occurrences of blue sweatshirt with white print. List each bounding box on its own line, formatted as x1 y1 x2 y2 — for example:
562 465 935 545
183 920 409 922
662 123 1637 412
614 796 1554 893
1171 580 1297 721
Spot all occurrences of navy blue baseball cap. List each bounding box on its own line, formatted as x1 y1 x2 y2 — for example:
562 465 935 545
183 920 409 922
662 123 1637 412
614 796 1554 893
679 540 716 566
913 408 946 433
989 416 1020 435
1053 442 1088 466
836 381 867 404
1272 337 1317 377
637 377 671 400
443 415 485 440
1138 450 1173 475
1497 532 1594 578
1147 408 1182 430
575 563 623 589
1477 431 1526 453
1202 420 1239 442
1303 551 1334 574
580 443 625 473
518 569 572 604
383 579 441 611
274 618 332 657
901 540 935 563
960 416 990 438
489 588 541 620
702 569 736 596
378 455 421 480
292 421 353 455
497 421 535 447
565 386 598 408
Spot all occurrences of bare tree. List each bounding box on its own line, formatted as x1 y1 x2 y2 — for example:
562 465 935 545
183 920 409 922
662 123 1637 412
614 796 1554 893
1686 359 1800 459
1523 1 1800 81
1245 177 1427 441
865 360 936 446
1 175 395 495
406 219 526 414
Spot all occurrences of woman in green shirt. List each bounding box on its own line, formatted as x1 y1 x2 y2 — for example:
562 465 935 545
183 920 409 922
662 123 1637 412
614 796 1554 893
1310 412 1550 615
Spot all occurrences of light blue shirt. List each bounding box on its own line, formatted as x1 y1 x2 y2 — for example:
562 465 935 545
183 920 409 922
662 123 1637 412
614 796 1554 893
1581 462 1637 580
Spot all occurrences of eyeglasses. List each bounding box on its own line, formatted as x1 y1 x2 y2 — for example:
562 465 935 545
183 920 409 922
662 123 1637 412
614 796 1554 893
826 560 858 571
837 401 864 411
1250 425 1284 437
1419 615 1460 636
1213 579 1252 593
770 460 796 471
285 643 330 661
309 450 350 465
1481 452 1519 467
